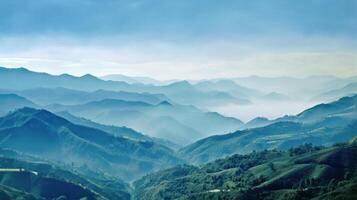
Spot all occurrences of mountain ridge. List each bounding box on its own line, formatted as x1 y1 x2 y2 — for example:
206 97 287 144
0 107 182 181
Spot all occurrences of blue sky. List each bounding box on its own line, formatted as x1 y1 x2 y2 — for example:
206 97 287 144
0 0 356 79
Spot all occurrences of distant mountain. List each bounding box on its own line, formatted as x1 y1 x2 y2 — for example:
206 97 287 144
47 99 244 145
194 80 260 103
0 87 170 106
313 82 357 102
0 108 181 181
0 67 247 108
0 66 134 91
244 117 272 129
232 75 357 100
57 111 180 149
101 74 177 85
151 80 247 107
246 94 357 128
262 92 291 101
178 95 357 163
134 141 357 200
0 94 37 116
294 95 357 123
56 111 150 140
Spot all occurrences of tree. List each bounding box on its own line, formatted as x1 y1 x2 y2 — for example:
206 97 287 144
268 162 275 171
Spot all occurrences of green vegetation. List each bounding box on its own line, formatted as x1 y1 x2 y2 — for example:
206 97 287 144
134 140 357 200
0 150 131 200
0 185 40 200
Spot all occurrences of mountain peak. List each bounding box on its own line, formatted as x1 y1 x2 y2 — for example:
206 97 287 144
157 101 172 106
80 74 98 80
8 107 69 125
170 80 191 86
0 66 30 73
15 107 39 114
249 117 269 122
0 93 25 99
166 81 193 90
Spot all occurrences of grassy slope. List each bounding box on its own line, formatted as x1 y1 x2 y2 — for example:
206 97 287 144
134 140 357 200
0 151 131 200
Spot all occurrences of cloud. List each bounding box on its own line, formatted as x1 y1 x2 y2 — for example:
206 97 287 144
0 36 356 80
0 0 356 79
0 0 356 40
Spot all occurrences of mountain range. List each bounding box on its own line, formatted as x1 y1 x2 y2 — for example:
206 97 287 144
0 107 181 181
0 67 250 108
56 111 179 149
178 95 357 163
46 98 243 145
0 66 356 199
0 87 170 106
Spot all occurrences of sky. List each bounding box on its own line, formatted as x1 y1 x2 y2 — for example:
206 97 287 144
0 0 356 80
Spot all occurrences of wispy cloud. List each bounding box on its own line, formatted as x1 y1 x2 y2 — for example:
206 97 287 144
0 0 356 79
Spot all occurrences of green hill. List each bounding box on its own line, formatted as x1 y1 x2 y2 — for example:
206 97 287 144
0 149 131 199
134 141 357 200
0 185 40 200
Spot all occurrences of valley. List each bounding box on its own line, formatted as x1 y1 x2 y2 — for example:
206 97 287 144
0 67 356 199
1 1 355 199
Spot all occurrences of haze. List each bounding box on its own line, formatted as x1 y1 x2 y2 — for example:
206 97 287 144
0 0 356 80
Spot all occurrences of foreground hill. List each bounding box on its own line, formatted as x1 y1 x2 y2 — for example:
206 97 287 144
134 140 357 200
48 99 244 145
0 149 130 199
0 108 181 181
0 185 39 200
179 95 357 163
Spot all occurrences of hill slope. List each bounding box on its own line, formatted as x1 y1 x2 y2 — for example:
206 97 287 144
0 107 181 181
56 111 179 148
0 149 131 200
0 94 37 116
314 82 357 101
134 141 357 200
